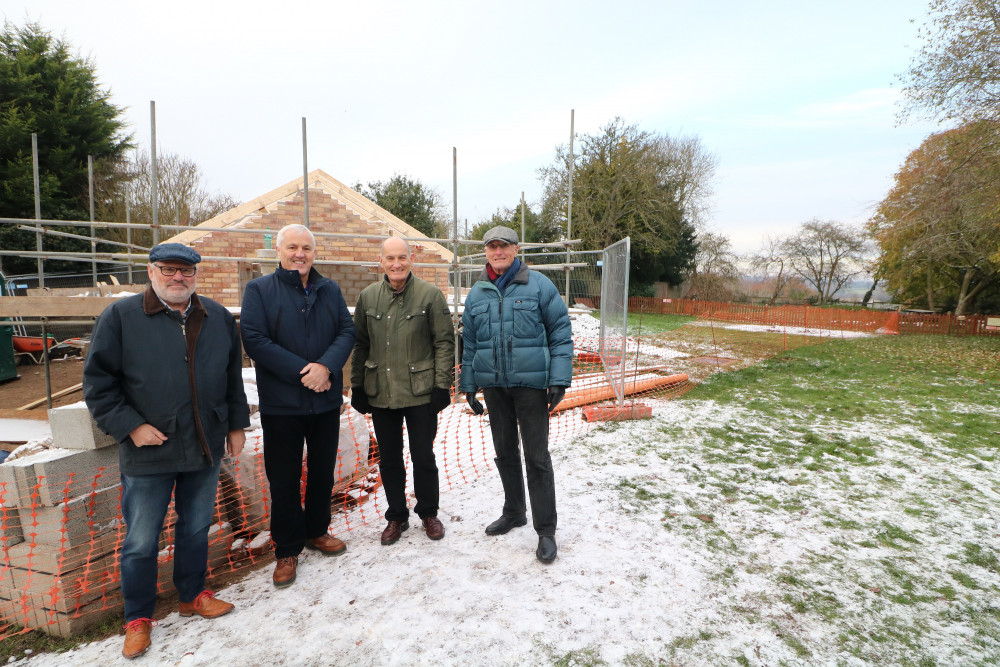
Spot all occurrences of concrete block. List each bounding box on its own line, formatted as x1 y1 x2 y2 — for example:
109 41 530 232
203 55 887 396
8 550 119 613
0 453 42 508
0 588 124 638
0 504 24 548
32 446 120 507
47 402 118 450
25 484 122 548
2 526 121 575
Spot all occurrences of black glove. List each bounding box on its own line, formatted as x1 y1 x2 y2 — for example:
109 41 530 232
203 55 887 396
431 387 451 413
351 387 371 414
547 386 566 412
466 391 485 415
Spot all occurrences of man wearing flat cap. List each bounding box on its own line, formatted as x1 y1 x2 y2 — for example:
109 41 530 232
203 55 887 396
460 226 573 564
84 242 250 659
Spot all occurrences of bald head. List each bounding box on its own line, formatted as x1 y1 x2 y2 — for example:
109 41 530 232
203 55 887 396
379 236 414 291
380 237 410 256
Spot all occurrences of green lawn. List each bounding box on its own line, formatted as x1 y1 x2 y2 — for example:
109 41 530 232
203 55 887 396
558 332 1000 665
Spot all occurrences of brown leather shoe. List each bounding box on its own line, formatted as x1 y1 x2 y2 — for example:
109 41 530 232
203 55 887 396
305 533 346 556
178 590 235 619
122 618 153 659
380 519 409 545
422 516 445 540
273 556 298 588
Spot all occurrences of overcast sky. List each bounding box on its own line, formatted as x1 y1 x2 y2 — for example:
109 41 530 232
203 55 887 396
7 0 941 253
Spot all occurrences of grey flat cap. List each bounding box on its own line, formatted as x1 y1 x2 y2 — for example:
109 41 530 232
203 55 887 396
482 226 519 245
148 243 201 264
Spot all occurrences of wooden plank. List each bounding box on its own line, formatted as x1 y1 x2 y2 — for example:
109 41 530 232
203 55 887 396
0 409 49 421
16 383 83 411
0 297 119 318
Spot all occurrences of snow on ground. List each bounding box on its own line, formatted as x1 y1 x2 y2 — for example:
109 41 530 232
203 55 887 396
689 320 872 339
18 390 999 666
572 312 687 362
11 312 998 666
16 408 709 667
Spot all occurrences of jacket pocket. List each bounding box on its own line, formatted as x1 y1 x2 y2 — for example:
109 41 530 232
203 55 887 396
364 359 379 396
512 298 542 338
212 404 229 423
468 302 490 341
408 358 435 396
149 414 177 436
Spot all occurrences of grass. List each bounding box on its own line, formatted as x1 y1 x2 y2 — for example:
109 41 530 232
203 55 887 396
598 331 1000 665
0 615 123 663
594 310 695 336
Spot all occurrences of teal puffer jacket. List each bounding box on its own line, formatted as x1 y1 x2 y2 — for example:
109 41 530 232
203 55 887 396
460 262 573 392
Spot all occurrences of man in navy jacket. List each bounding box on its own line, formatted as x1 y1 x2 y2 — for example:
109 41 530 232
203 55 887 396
460 226 573 564
84 243 250 659
240 224 356 588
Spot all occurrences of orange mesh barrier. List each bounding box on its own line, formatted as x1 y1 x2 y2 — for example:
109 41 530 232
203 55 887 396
2 303 976 639
574 297 999 336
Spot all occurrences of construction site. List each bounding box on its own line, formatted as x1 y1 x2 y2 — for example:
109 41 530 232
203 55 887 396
1 168 998 646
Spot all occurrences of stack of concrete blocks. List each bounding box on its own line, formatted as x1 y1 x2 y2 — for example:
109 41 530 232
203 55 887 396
0 403 123 637
217 432 270 542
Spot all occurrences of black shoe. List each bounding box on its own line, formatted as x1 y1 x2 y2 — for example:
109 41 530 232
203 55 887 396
484 515 527 536
536 536 557 563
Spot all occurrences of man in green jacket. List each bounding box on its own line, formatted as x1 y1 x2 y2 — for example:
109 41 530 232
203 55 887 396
351 237 455 545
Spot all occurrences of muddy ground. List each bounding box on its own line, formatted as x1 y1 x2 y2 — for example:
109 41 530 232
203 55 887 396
0 356 86 414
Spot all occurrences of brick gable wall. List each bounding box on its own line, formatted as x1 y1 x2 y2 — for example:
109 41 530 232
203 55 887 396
189 189 452 309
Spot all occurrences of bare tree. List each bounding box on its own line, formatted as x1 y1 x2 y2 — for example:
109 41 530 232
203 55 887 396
95 150 239 247
687 231 740 301
656 134 718 229
899 0 1000 124
782 220 867 304
750 234 795 305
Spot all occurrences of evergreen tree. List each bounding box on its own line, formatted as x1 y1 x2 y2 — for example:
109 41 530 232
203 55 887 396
354 174 445 238
0 21 131 275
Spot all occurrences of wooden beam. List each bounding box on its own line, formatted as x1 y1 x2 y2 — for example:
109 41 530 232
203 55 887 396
17 382 83 411
0 297 116 318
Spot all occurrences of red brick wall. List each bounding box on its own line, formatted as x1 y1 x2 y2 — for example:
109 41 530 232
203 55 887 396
189 189 452 308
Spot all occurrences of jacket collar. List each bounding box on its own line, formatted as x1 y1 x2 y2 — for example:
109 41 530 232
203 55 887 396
142 285 207 317
382 272 413 295
275 265 328 290
477 260 530 285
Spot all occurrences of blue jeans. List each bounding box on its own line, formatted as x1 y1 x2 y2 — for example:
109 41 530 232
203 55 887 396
483 387 557 536
120 462 221 621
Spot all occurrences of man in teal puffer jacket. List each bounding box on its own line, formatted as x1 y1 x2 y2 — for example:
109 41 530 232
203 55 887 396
460 226 573 564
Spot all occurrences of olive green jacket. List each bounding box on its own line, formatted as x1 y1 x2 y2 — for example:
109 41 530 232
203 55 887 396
351 274 455 409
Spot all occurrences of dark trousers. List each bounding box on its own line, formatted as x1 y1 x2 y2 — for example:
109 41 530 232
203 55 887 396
483 387 557 536
120 462 221 621
371 403 440 522
261 410 340 558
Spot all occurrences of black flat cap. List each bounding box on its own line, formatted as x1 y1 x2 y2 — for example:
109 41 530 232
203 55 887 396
148 243 201 264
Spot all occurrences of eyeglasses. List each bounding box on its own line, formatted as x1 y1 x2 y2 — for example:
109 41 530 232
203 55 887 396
154 264 197 277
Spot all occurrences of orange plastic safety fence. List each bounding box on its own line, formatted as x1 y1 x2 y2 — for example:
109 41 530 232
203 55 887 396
0 309 885 639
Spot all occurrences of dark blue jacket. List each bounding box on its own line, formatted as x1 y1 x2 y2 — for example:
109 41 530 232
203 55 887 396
240 267 356 416
83 287 250 475
460 261 573 392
